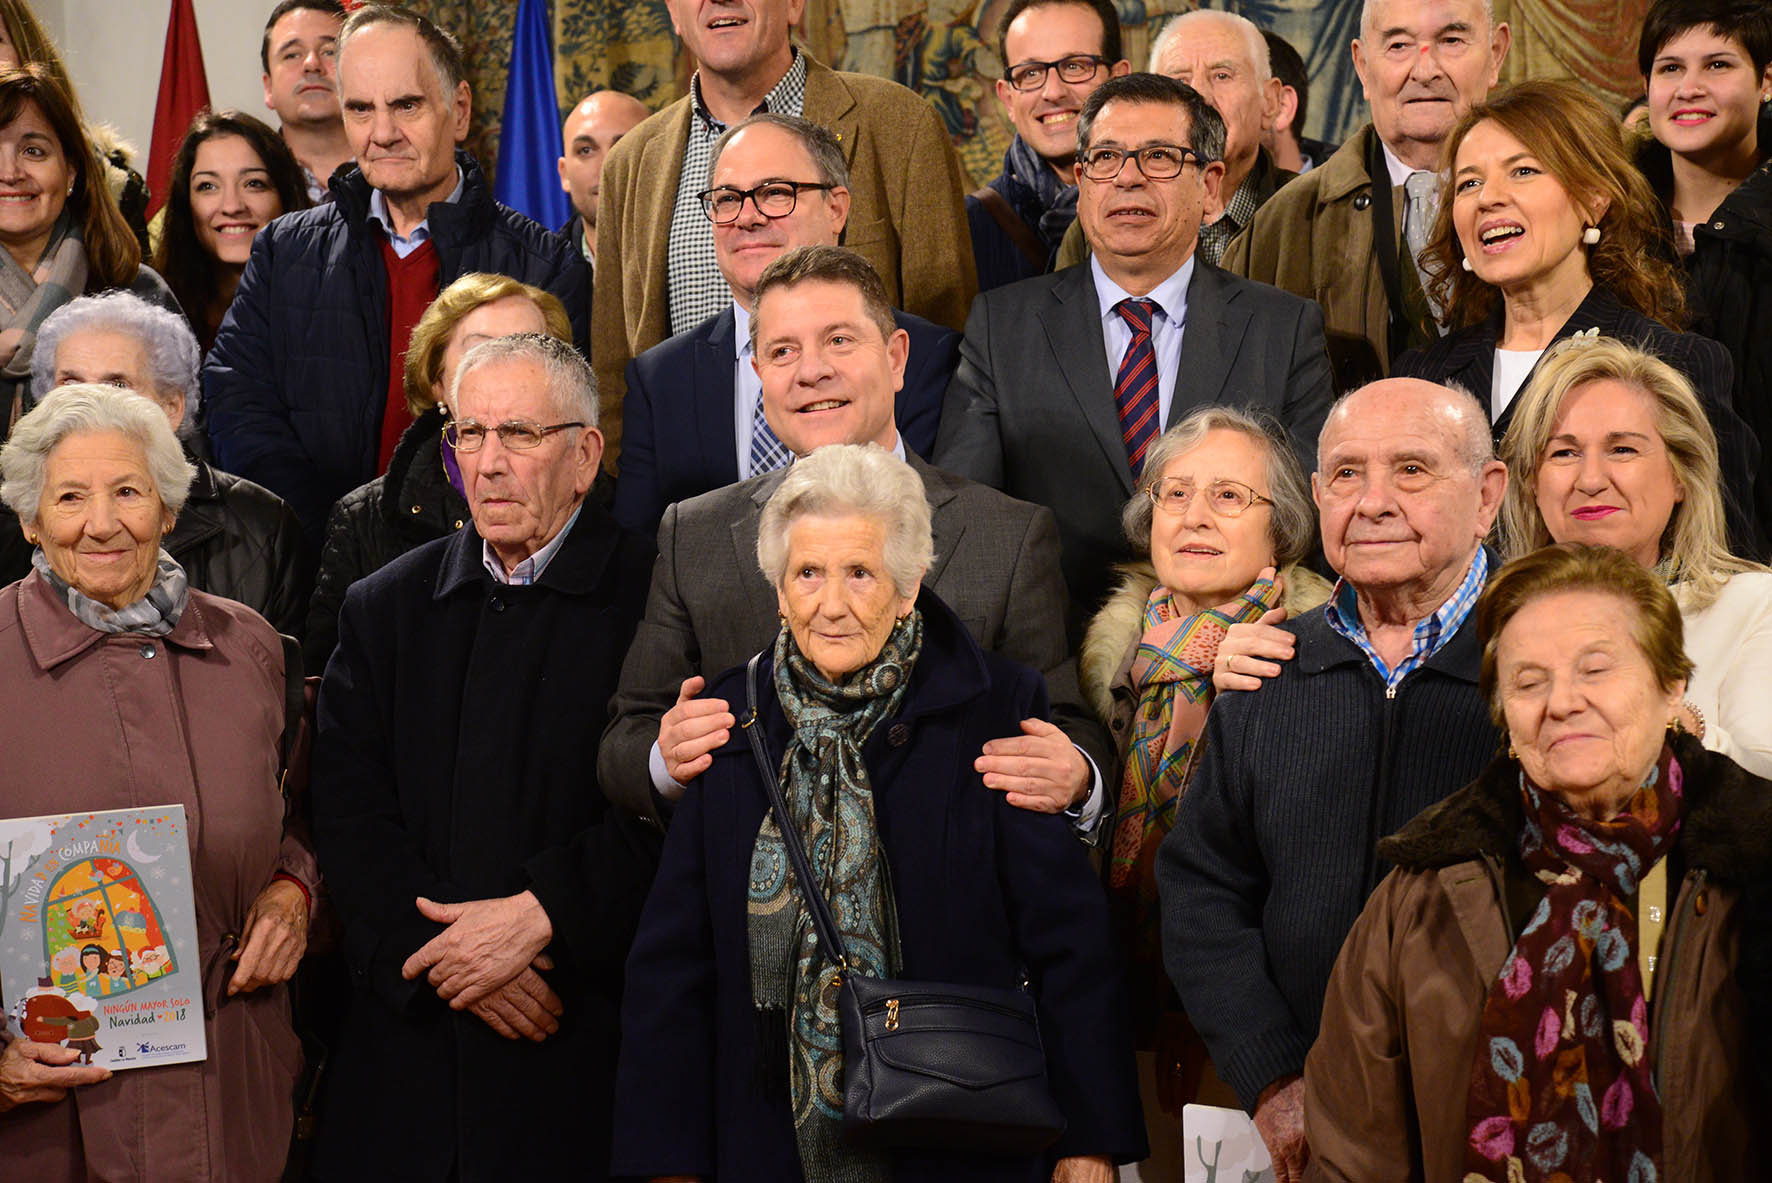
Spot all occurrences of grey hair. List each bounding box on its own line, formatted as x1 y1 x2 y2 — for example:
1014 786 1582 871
1359 0 1497 42
709 112 850 190
756 444 934 597
1319 378 1495 475
338 3 466 96
30 292 201 438
1149 9 1271 80
1 383 196 523
1122 405 1315 568
450 333 598 427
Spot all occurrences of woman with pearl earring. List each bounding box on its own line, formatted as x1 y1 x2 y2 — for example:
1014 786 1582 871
1392 80 1762 555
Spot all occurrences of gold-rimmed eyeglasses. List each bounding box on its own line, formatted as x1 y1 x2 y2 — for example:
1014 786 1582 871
1146 477 1274 517
443 419 584 453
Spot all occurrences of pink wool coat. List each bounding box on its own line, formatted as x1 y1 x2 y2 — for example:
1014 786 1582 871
0 571 313 1181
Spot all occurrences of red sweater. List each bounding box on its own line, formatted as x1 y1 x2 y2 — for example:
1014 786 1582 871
377 235 441 472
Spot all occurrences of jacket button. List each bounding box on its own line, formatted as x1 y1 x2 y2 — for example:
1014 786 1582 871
490 597 505 613
1712 220 1724 230
410 504 421 515
887 723 909 746
1694 890 1708 916
139 643 156 659
1110 717 1126 732
1353 192 1372 211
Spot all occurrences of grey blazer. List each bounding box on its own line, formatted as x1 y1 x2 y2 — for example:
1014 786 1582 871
597 451 1112 823
933 259 1334 631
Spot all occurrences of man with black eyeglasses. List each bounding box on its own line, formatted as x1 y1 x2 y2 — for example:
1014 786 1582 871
936 72 1333 636
969 0 1129 292
610 113 959 538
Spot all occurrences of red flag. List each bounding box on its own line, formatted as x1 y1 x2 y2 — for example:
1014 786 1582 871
145 0 211 219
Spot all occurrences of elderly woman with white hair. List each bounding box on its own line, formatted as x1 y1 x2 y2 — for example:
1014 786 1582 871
0 384 312 1179
23 290 307 633
614 443 1145 1182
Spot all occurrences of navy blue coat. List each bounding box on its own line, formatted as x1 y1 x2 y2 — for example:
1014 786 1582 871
309 502 658 1181
610 306 958 537
612 590 1145 1180
202 151 589 538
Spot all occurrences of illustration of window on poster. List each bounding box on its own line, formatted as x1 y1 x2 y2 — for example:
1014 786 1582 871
0 806 204 1070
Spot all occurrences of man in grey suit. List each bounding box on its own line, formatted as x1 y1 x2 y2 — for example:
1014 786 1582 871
599 245 1113 830
935 72 1334 632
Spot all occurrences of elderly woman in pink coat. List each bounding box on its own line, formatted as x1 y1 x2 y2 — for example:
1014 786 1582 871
0 384 313 1180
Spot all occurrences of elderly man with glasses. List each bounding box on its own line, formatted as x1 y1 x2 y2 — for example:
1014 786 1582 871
935 72 1333 638
308 331 658 1180
611 113 960 538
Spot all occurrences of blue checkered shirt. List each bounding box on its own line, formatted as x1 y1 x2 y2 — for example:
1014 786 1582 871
1324 548 1489 689
666 52 808 335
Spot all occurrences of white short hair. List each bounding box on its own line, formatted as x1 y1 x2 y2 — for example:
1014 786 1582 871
1 383 196 524
756 444 933 596
30 291 202 436
450 333 598 426
1150 9 1270 79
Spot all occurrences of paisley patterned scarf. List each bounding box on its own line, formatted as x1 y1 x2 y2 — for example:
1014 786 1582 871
1108 575 1280 978
1465 746 1684 1183
747 609 922 1183
32 547 187 637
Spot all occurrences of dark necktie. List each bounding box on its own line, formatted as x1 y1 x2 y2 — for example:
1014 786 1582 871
1114 297 1161 476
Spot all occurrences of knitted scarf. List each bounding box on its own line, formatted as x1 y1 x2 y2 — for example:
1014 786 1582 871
1109 575 1280 980
1465 746 1684 1183
747 610 922 1183
32 547 187 636
0 210 88 420
1003 134 1079 256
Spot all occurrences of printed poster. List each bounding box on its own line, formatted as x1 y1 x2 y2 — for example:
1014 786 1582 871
0 805 205 1070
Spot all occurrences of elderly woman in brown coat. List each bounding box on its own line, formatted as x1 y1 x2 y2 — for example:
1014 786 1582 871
1303 543 1770 1182
0 384 312 1180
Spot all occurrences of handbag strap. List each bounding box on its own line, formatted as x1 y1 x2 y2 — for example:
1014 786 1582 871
742 653 852 971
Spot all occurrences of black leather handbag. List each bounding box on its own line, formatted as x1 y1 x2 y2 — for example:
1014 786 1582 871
741 656 1067 1153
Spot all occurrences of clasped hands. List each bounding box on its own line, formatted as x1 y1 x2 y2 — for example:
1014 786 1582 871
400 890 562 1043
660 677 1089 811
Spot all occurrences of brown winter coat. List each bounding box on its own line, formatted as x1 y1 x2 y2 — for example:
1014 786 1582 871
0 571 312 1182
1220 123 1404 394
1303 732 1772 1183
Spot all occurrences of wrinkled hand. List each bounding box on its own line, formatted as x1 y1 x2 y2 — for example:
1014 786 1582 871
1050 1154 1114 1182
468 956 563 1042
402 891 553 1009
976 718 1089 813
0 1038 111 1111
660 676 734 785
1213 603 1295 694
228 878 310 995
1253 1075 1309 1183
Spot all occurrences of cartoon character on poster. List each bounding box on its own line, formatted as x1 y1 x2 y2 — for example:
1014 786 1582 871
42 856 177 1000
15 980 102 1063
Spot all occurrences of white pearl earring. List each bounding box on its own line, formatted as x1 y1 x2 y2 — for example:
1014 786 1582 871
1460 256 1473 272
1581 226 1601 245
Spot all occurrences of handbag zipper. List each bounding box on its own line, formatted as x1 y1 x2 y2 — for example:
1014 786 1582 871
863 993 1032 1022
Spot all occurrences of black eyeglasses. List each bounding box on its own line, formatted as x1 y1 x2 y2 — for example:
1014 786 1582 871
1078 144 1206 181
1004 53 1108 91
696 181 836 225
444 419 584 452
1146 477 1275 518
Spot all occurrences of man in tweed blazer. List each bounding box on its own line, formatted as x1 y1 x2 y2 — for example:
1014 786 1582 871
598 246 1111 832
593 35 976 470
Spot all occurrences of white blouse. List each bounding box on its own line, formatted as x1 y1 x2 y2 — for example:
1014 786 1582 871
1677 570 1772 779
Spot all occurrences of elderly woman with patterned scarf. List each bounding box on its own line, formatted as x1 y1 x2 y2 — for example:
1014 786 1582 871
0 384 312 1179
613 443 1145 1182
1078 406 1327 1174
1302 543 1771 1182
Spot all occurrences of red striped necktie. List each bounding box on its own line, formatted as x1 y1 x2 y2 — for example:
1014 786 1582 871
1114 297 1161 475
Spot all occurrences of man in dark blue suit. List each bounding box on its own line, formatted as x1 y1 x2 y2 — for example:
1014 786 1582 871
611 113 959 537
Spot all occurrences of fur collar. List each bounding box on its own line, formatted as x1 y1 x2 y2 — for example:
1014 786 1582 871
1078 561 1332 725
1380 732 1772 888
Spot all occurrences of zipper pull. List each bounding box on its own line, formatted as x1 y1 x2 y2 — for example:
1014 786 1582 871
1385 684 1396 700
885 998 900 1031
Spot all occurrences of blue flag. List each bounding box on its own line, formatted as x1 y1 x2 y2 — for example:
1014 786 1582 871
495 0 571 230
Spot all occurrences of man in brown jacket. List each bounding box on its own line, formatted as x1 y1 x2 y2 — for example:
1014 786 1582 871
1219 0 1508 393
591 0 976 469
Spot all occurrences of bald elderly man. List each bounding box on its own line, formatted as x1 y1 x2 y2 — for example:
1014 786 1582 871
558 90 650 269
1157 377 1506 1181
